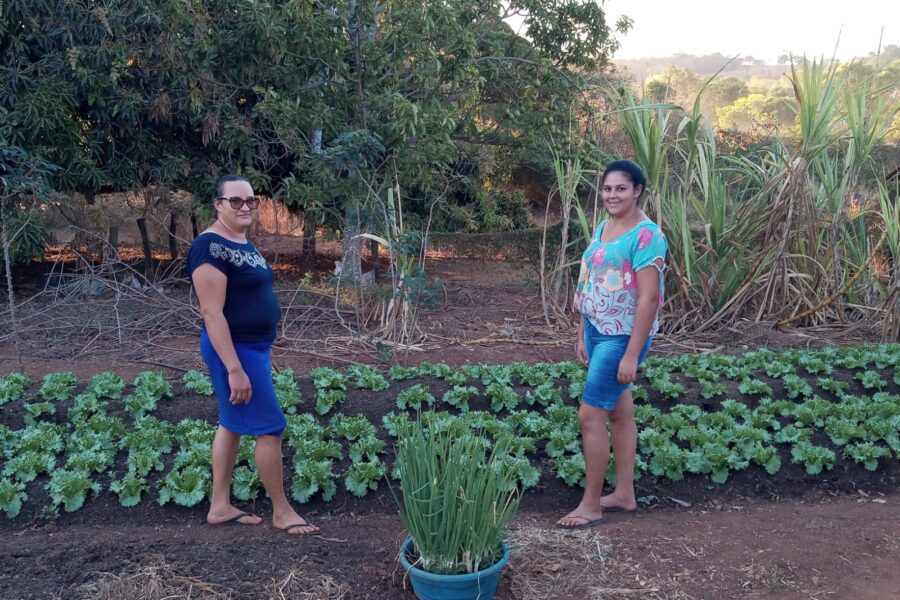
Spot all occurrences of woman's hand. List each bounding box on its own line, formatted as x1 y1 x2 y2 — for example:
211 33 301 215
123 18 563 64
617 354 638 385
228 367 253 404
576 339 588 367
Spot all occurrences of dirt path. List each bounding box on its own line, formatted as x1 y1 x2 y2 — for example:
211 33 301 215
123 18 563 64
2 492 896 599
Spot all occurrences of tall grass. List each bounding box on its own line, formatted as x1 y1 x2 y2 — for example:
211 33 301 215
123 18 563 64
581 57 900 335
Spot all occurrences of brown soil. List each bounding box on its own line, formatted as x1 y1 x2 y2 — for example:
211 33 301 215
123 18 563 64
2 248 899 599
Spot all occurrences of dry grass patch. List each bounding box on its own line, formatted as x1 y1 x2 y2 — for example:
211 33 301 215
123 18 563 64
67 558 351 600
507 523 690 600
267 567 351 600
69 559 235 600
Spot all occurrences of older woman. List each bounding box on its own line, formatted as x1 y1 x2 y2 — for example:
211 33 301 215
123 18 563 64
187 174 318 535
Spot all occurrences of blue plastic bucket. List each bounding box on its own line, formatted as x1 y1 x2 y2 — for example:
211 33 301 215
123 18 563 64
399 537 510 600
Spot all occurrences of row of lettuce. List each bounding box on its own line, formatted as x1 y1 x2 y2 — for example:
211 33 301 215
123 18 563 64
0 344 898 518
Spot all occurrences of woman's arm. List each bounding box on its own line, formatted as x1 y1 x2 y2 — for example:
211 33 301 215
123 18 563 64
192 264 252 404
617 265 661 384
576 315 587 366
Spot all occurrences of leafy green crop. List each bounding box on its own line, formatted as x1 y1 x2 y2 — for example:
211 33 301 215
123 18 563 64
790 442 836 475
23 401 56 425
486 382 519 412
330 414 377 441
231 466 262 501
292 459 338 502
272 368 302 413
0 373 31 405
3 451 56 483
183 370 214 396
110 474 149 507
782 374 813 399
347 364 390 391
48 469 102 512
309 367 347 391
133 371 173 401
344 459 386 497
158 466 210 506
0 478 27 518
315 389 345 416
496 455 540 491
39 372 78 402
349 436 386 463
123 392 158 419
738 378 773 396
442 385 478 410
396 384 435 410
554 452 585 487
855 370 887 390
389 365 420 381
68 393 109 420
86 372 126 400
843 442 892 471
524 381 562 407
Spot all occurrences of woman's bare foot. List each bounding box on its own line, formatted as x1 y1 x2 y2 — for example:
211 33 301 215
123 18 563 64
272 508 320 535
599 491 637 512
207 508 263 525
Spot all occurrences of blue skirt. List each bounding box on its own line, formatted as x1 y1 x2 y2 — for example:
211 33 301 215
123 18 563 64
200 330 287 436
582 318 652 410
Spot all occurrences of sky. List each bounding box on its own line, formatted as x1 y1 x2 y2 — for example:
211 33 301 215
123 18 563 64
529 0 899 63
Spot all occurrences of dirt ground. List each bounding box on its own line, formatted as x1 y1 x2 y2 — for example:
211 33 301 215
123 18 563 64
1 243 898 599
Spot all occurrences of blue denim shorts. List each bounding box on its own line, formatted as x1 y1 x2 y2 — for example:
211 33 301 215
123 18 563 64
582 318 652 410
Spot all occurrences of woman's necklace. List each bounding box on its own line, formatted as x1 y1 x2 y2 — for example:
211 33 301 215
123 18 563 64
214 219 247 243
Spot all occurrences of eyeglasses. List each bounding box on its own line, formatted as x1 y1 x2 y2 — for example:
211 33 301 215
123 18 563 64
215 196 260 210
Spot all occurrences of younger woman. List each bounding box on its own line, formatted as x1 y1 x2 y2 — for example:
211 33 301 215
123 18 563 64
558 160 667 529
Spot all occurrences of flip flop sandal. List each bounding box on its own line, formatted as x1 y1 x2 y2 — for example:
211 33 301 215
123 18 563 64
557 514 607 530
213 512 261 526
281 521 319 535
601 506 637 513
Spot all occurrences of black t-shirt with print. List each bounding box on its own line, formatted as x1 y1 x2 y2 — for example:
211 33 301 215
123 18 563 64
187 233 281 343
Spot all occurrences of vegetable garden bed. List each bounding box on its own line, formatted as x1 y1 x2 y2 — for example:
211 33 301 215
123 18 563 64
1 344 898 522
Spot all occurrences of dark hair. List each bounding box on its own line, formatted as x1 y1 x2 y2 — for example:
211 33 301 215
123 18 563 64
602 160 647 193
214 174 251 200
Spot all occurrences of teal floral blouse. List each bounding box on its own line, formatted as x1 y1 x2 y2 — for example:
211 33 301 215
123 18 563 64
574 219 668 336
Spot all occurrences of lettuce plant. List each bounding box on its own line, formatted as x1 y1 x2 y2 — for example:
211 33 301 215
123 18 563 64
0 477 27 518
158 465 210 506
39 372 78 402
396 384 435 410
291 458 338 503
315 389 345 415
442 385 478 410
344 458 386 497
132 371 173 401
553 452 585 487
68 393 109 420
347 364 390 391
843 442 891 471
329 414 377 441
86 372 126 400
0 373 31 405
110 474 149 507
3 451 56 483
272 368 302 413
348 436 386 463
855 370 887 390
790 442 836 475
183 370 214 396
48 468 101 512
231 465 262 501
486 382 519 412
309 367 347 391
